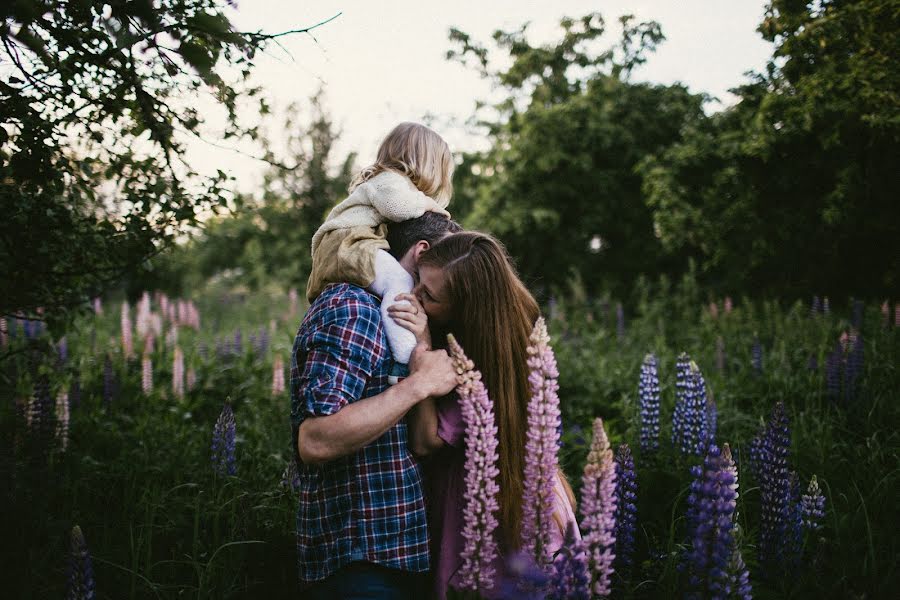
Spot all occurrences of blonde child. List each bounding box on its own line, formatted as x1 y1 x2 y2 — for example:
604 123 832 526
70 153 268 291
307 122 453 367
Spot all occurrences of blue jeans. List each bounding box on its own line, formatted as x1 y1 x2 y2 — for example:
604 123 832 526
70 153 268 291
303 562 426 599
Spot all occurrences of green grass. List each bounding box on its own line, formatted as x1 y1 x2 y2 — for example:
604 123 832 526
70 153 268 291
1 275 897 598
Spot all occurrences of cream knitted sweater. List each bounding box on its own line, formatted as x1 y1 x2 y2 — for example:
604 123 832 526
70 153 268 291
310 170 450 255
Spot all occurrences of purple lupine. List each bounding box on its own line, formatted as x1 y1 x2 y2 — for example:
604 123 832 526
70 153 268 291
28 375 56 453
102 355 115 407
684 443 743 599
801 475 826 532
728 532 753 600
66 525 96 600
580 417 617 597
614 444 637 572
843 332 864 402
616 302 625 341
639 354 661 452
756 402 792 571
824 341 842 398
281 458 301 492
521 317 562 568
751 337 763 374
671 353 692 449
747 423 765 480
56 389 70 452
211 404 237 476
810 296 820 317
499 551 553 600
549 522 591 600
234 329 243 355
447 334 501 593
706 394 718 448
715 336 726 374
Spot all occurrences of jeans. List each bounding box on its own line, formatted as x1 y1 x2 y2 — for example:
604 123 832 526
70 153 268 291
303 562 427 600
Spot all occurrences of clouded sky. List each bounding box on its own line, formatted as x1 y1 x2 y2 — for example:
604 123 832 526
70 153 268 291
184 1 773 193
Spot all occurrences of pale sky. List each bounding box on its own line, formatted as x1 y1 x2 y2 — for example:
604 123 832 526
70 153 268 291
183 1 773 194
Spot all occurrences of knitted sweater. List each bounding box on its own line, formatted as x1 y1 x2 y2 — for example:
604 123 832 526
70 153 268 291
310 170 451 256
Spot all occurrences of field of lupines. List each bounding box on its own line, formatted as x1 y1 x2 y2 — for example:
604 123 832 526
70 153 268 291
1 270 897 599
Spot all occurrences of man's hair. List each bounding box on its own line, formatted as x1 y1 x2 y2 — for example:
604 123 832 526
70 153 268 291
386 212 462 260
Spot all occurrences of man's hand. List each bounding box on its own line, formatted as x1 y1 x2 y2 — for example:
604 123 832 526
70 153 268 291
407 343 457 399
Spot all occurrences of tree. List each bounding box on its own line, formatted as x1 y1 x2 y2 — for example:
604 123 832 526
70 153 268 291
0 0 338 326
447 14 707 298
640 0 900 298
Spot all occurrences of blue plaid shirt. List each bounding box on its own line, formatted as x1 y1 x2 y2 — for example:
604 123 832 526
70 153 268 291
290 283 430 584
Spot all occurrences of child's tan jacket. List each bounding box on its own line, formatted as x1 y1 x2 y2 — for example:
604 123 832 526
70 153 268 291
306 170 450 302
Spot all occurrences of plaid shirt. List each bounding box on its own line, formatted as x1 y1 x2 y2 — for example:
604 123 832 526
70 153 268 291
290 283 430 584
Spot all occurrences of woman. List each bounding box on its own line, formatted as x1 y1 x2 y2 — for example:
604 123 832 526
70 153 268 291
388 231 579 599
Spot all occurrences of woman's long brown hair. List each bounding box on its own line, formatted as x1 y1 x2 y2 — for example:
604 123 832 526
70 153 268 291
419 231 543 551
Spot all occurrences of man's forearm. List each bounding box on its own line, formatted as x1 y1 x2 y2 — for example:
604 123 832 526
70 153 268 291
298 375 430 464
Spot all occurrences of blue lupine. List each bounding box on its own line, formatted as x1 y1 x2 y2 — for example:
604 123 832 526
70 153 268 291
800 475 826 532
728 534 753 600
706 395 718 447
614 444 637 572
843 333 864 402
499 550 553 600
684 443 741 599
549 522 590 600
756 402 792 571
751 337 763 374
211 404 237 476
824 342 842 398
616 302 625 341
233 329 243 354
638 354 661 452
57 337 68 365
810 295 820 316
672 353 692 449
66 525 96 600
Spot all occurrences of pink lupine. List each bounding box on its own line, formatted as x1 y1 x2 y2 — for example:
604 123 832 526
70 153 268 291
121 301 133 358
272 355 286 396
447 334 501 593
172 346 185 398
724 296 733 314
141 355 153 394
580 417 617 597
92 297 103 314
521 317 562 568
709 302 719 319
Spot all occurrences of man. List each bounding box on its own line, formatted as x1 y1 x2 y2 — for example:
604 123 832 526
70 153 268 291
290 212 462 598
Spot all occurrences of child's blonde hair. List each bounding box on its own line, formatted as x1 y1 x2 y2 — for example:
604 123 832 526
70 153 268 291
351 122 454 205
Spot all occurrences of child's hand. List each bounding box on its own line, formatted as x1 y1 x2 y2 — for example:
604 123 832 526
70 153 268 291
387 293 431 349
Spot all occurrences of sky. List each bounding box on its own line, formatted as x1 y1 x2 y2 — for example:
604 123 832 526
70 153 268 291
183 1 774 194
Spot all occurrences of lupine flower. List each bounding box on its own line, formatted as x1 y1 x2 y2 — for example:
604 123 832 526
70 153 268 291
447 334 501 593
881 301 890 328
616 302 625 341
521 317 562 569
728 525 753 600
56 389 70 452
165 325 178 349
801 475 826 532
172 346 185 398
751 337 763 374
549 522 590 600
102 355 115 408
27 376 55 450
614 444 637 572
0 316 7 347
724 297 733 314
281 458 301 492
895 301 900 327
709 302 719 319
499 551 552 600
186 367 197 392
92 297 103 314
580 417 617 597
121 301 133 358
233 329 242 354
289 287 299 317
822 297 830 315
684 443 743 599
787 471 804 564
638 354 661 452
211 403 237 476
672 353 692 449
272 355 286 396
141 355 153 394
810 296 820 316
66 525 96 600
843 332 864 402
705 394 718 448
755 402 792 570
716 336 726 373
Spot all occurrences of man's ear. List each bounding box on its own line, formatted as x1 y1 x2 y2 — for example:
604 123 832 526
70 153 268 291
412 240 430 262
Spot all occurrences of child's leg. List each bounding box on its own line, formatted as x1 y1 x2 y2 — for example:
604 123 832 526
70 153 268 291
368 249 417 365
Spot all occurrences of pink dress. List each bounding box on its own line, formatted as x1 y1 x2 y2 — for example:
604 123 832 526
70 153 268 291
426 395 581 600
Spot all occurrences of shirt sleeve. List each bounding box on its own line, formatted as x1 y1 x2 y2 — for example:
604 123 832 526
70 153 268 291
436 394 465 448
290 296 381 435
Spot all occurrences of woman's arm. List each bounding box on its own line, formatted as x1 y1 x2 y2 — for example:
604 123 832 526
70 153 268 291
407 396 446 457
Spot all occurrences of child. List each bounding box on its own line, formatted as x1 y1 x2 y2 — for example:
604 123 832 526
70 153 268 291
307 122 453 368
